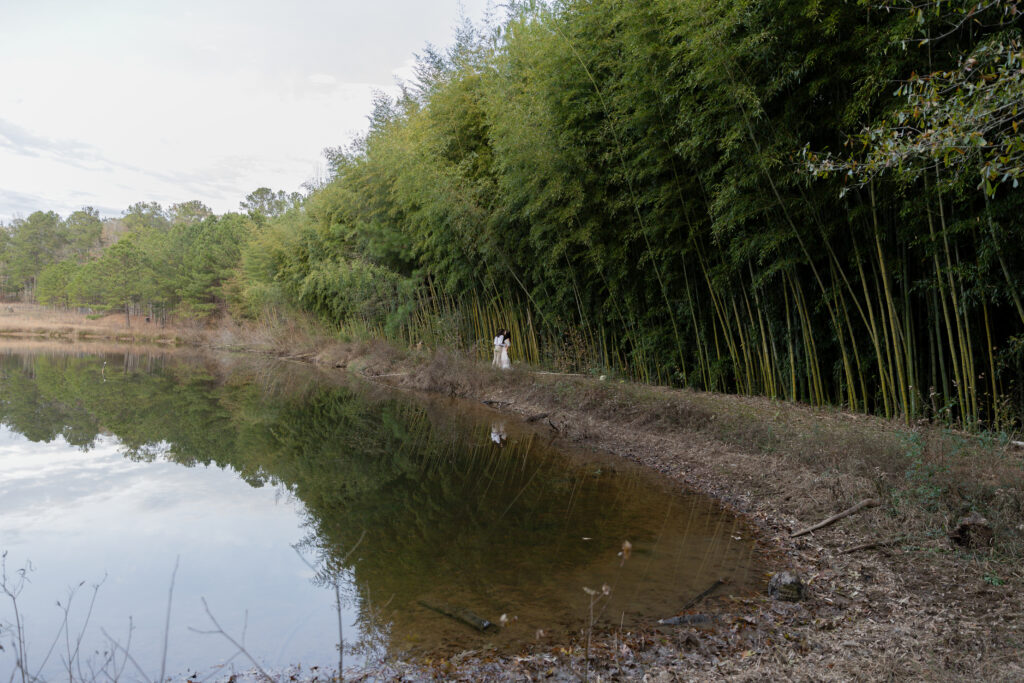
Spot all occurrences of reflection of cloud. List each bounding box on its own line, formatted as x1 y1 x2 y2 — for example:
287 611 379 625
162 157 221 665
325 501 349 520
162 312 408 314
0 427 343 677
0 427 303 533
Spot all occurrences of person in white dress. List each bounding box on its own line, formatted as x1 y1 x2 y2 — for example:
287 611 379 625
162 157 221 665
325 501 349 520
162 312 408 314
499 330 512 369
492 329 505 368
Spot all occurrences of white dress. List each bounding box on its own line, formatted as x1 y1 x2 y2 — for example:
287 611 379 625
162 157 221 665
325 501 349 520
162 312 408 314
499 338 511 369
492 336 504 367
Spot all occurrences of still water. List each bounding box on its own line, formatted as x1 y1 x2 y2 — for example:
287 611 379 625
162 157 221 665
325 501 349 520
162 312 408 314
0 346 763 680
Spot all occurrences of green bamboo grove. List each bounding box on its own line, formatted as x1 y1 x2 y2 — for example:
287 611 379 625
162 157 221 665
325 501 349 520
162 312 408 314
228 1 1024 425
238 0 1024 428
5 1 1020 429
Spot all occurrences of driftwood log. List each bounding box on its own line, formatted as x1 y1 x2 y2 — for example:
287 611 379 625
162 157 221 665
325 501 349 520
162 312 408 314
656 578 726 625
657 613 715 627
417 600 498 633
791 498 880 538
680 578 726 611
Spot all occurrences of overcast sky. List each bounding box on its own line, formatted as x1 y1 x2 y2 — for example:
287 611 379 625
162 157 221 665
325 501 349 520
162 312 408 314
0 0 494 223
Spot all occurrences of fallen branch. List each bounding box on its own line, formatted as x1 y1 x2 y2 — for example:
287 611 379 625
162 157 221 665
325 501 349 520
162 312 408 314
841 536 906 554
417 600 497 633
680 578 726 611
657 613 714 627
655 578 726 626
791 498 880 538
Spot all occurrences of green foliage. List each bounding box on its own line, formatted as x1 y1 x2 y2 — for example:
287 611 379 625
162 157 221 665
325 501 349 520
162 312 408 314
239 187 303 227
7 0 1024 427
232 0 1024 426
65 207 103 259
35 260 79 307
3 200 258 321
4 211 68 291
168 200 214 225
122 201 170 232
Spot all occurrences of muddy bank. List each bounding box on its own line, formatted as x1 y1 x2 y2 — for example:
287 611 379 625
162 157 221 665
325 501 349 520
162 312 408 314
345 351 1024 681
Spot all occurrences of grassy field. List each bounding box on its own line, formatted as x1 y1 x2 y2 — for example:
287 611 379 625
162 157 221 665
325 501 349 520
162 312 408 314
0 302 196 343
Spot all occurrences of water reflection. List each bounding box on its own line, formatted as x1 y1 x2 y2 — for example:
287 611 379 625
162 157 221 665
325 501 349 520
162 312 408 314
0 346 763 677
490 421 507 446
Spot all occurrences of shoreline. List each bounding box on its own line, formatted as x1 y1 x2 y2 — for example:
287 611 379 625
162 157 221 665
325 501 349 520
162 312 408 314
3 308 1022 680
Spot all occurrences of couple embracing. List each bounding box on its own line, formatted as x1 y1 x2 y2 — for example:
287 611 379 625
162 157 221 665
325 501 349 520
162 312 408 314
492 328 512 369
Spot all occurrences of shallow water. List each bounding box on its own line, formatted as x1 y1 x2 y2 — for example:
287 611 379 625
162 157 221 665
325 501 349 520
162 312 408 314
0 347 763 680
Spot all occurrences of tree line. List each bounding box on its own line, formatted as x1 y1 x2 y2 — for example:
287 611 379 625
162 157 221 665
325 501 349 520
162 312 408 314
4 0 1023 428
0 190 299 324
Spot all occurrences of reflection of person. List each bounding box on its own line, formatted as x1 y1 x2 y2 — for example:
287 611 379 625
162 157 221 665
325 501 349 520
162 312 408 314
499 330 511 370
490 422 507 446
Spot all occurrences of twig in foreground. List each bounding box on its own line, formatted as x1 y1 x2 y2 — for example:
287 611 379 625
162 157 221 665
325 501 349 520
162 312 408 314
189 597 275 683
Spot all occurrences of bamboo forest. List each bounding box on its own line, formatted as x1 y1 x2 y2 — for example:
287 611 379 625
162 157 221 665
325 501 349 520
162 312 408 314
4 1 1024 680
4 0 1024 428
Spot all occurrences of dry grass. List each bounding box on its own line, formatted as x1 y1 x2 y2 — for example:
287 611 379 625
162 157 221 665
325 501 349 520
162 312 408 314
0 303 196 343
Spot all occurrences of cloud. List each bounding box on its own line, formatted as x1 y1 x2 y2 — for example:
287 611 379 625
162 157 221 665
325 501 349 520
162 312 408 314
0 117 105 168
0 0 495 221
0 187 58 219
307 73 337 86
391 57 419 87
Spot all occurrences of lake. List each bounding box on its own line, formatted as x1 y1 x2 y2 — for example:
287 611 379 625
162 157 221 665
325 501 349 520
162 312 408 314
0 345 763 680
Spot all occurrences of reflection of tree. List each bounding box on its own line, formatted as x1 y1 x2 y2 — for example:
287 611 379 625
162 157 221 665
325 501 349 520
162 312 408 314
0 351 752 657
258 390 664 655
0 353 102 447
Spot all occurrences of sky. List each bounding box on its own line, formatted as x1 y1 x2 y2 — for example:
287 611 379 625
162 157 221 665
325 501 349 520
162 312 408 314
0 0 494 223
